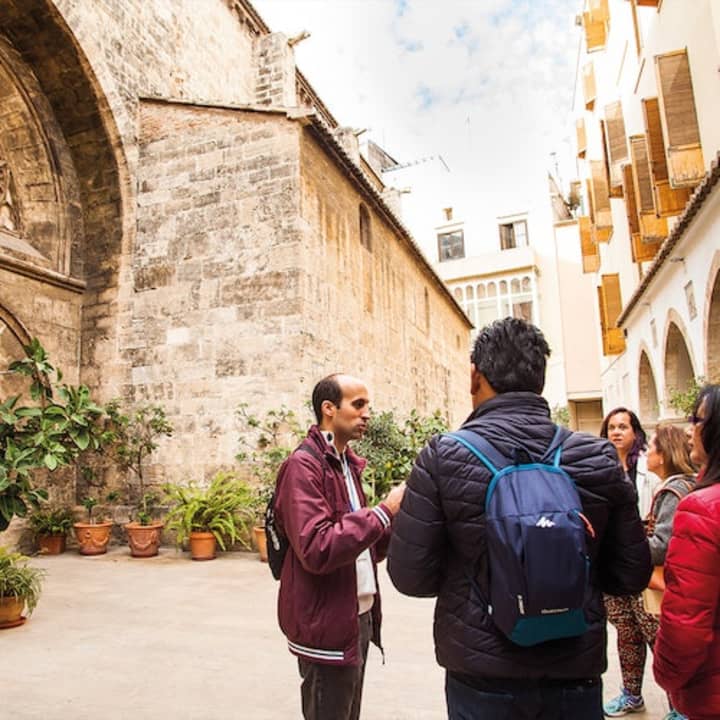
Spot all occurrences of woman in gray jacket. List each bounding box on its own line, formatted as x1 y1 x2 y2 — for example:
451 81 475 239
605 423 695 719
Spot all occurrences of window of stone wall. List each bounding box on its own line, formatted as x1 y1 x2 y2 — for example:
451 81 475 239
359 203 372 251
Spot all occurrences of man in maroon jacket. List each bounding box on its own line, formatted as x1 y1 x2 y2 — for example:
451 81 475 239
274 373 405 720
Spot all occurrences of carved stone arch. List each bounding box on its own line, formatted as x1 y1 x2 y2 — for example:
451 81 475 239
0 35 82 274
0 0 130 392
0 300 31 399
637 344 660 423
663 310 697 407
705 250 720 383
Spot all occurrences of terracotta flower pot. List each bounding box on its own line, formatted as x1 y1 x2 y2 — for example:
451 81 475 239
125 521 164 558
0 596 25 629
73 521 113 556
189 531 216 561
253 525 268 563
38 533 66 555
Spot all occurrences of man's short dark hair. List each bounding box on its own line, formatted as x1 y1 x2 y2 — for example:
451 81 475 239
471 317 550 394
312 374 343 424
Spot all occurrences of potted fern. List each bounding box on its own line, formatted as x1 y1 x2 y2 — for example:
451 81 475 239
163 472 254 560
28 506 74 555
0 547 45 628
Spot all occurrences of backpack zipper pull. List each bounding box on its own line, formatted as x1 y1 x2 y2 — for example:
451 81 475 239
517 595 525 615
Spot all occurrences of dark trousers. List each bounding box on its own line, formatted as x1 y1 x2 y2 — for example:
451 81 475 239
297 611 372 720
446 673 603 720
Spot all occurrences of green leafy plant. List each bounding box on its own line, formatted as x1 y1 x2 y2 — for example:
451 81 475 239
79 491 118 524
355 409 449 504
667 376 706 418
0 546 45 615
28 506 74 536
163 472 255 551
0 339 116 531
551 404 571 428
108 403 173 525
235 404 306 525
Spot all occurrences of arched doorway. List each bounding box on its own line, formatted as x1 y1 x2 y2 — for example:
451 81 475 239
707 270 720 382
638 350 659 423
664 320 695 413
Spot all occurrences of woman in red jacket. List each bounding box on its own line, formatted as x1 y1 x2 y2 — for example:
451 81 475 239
654 384 720 720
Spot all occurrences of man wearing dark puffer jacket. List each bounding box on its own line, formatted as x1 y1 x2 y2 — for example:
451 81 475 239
388 318 652 720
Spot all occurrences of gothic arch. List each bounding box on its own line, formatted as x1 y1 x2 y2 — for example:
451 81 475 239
0 301 31 400
0 0 129 390
705 255 720 383
663 312 696 406
638 347 659 423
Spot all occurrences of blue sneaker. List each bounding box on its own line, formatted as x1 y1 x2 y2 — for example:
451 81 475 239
663 712 687 720
604 688 645 716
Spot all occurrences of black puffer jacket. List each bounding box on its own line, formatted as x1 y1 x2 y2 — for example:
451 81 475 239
387 392 651 680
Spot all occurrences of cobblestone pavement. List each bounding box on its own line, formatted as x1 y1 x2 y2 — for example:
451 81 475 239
1 548 668 719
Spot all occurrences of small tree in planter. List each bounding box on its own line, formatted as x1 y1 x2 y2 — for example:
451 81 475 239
0 546 45 628
107 403 173 557
73 491 119 556
235 404 306 561
28 506 75 555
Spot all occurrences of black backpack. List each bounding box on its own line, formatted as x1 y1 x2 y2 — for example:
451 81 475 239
265 443 323 580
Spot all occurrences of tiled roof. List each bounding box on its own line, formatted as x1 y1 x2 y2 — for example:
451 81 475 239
298 111 472 327
617 151 720 327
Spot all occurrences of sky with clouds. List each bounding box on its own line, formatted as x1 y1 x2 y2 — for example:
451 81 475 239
252 0 581 258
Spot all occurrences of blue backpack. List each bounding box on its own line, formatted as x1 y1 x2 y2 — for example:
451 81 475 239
448 426 593 647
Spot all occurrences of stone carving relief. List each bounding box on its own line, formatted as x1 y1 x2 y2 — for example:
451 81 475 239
0 160 20 234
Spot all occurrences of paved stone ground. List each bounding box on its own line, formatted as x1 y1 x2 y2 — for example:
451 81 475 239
1 548 668 719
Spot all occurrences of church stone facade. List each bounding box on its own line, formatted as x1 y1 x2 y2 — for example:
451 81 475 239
0 0 471 516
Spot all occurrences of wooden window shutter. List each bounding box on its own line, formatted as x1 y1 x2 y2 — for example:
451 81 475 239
604 102 629 193
579 216 600 273
629 135 667 260
576 118 587 159
656 50 705 187
642 97 692 215
636 0 659 6
583 62 596 111
588 0 609 22
599 274 626 355
586 179 595 224
622 164 641 260
583 12 607 52
590 160 612 229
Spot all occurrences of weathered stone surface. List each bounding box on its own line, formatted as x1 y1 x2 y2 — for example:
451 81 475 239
0 1 470 549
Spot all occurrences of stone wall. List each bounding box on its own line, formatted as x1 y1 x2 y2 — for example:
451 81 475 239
298 127 470 422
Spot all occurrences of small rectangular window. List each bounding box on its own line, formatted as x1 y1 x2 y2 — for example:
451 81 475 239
498 220 528 251
437 230 464 262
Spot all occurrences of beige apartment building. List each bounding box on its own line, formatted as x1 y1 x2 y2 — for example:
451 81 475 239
0 0 472 545
569 0 720 424
426 195 605 433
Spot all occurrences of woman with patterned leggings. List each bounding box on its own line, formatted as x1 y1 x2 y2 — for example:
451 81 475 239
603 418 694 720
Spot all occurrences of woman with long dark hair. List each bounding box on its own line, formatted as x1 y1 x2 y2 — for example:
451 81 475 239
601 407 659 717
654 384 720 720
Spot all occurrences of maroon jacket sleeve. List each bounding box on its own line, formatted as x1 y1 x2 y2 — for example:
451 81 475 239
275 450 391 575
653 491 720 692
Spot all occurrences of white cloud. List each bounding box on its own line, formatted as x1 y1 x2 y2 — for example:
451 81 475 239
252 0 581 254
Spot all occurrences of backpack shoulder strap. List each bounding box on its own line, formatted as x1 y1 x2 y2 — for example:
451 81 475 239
540 425 572 468
447 429 509 475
